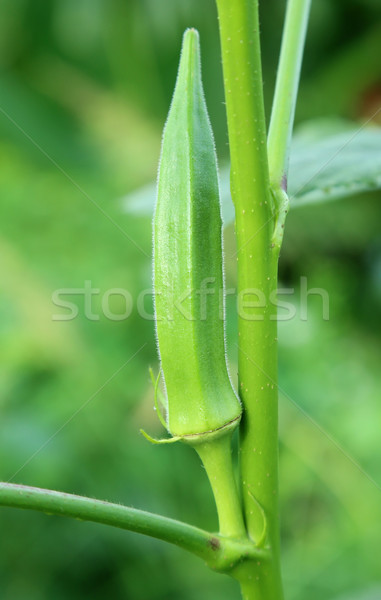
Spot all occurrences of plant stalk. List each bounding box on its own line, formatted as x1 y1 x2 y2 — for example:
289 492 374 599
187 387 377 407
196 433 246 538
0 482 267 572
0 482 217 562
267 0 311 191
215 0 284 597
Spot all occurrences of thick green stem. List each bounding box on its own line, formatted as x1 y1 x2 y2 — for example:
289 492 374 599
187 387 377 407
235 258 283 600
234 561 279 600
267 0 311 191
215 0 284 598
196 433 246 538
215 0 273 218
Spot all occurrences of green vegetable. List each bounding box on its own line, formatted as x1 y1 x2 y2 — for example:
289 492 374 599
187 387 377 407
154 28 242 443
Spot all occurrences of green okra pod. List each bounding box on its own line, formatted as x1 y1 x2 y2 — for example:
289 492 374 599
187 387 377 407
154 29 242 443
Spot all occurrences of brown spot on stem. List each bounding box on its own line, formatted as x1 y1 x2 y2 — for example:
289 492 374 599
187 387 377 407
208 537 221 551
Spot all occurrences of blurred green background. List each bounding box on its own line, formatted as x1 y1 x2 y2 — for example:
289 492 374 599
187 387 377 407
0 1 381 599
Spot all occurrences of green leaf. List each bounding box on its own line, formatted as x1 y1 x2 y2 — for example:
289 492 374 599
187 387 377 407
288 119 381 207
123 119 381 223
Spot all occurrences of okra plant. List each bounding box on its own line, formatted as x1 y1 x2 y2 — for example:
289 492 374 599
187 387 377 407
1 1 381 599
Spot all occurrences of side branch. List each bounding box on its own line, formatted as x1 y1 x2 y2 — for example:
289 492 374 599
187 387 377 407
0 482 266 571
0 483 216 561
267 0 311 190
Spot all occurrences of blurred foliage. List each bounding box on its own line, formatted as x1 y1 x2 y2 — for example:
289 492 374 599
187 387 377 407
124 119 381 220
0 1 380 599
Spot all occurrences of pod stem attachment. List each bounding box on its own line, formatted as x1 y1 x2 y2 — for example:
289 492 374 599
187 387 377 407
196 434 246 539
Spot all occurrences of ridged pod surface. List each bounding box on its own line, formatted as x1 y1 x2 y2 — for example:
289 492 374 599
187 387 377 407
154 29 241 440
